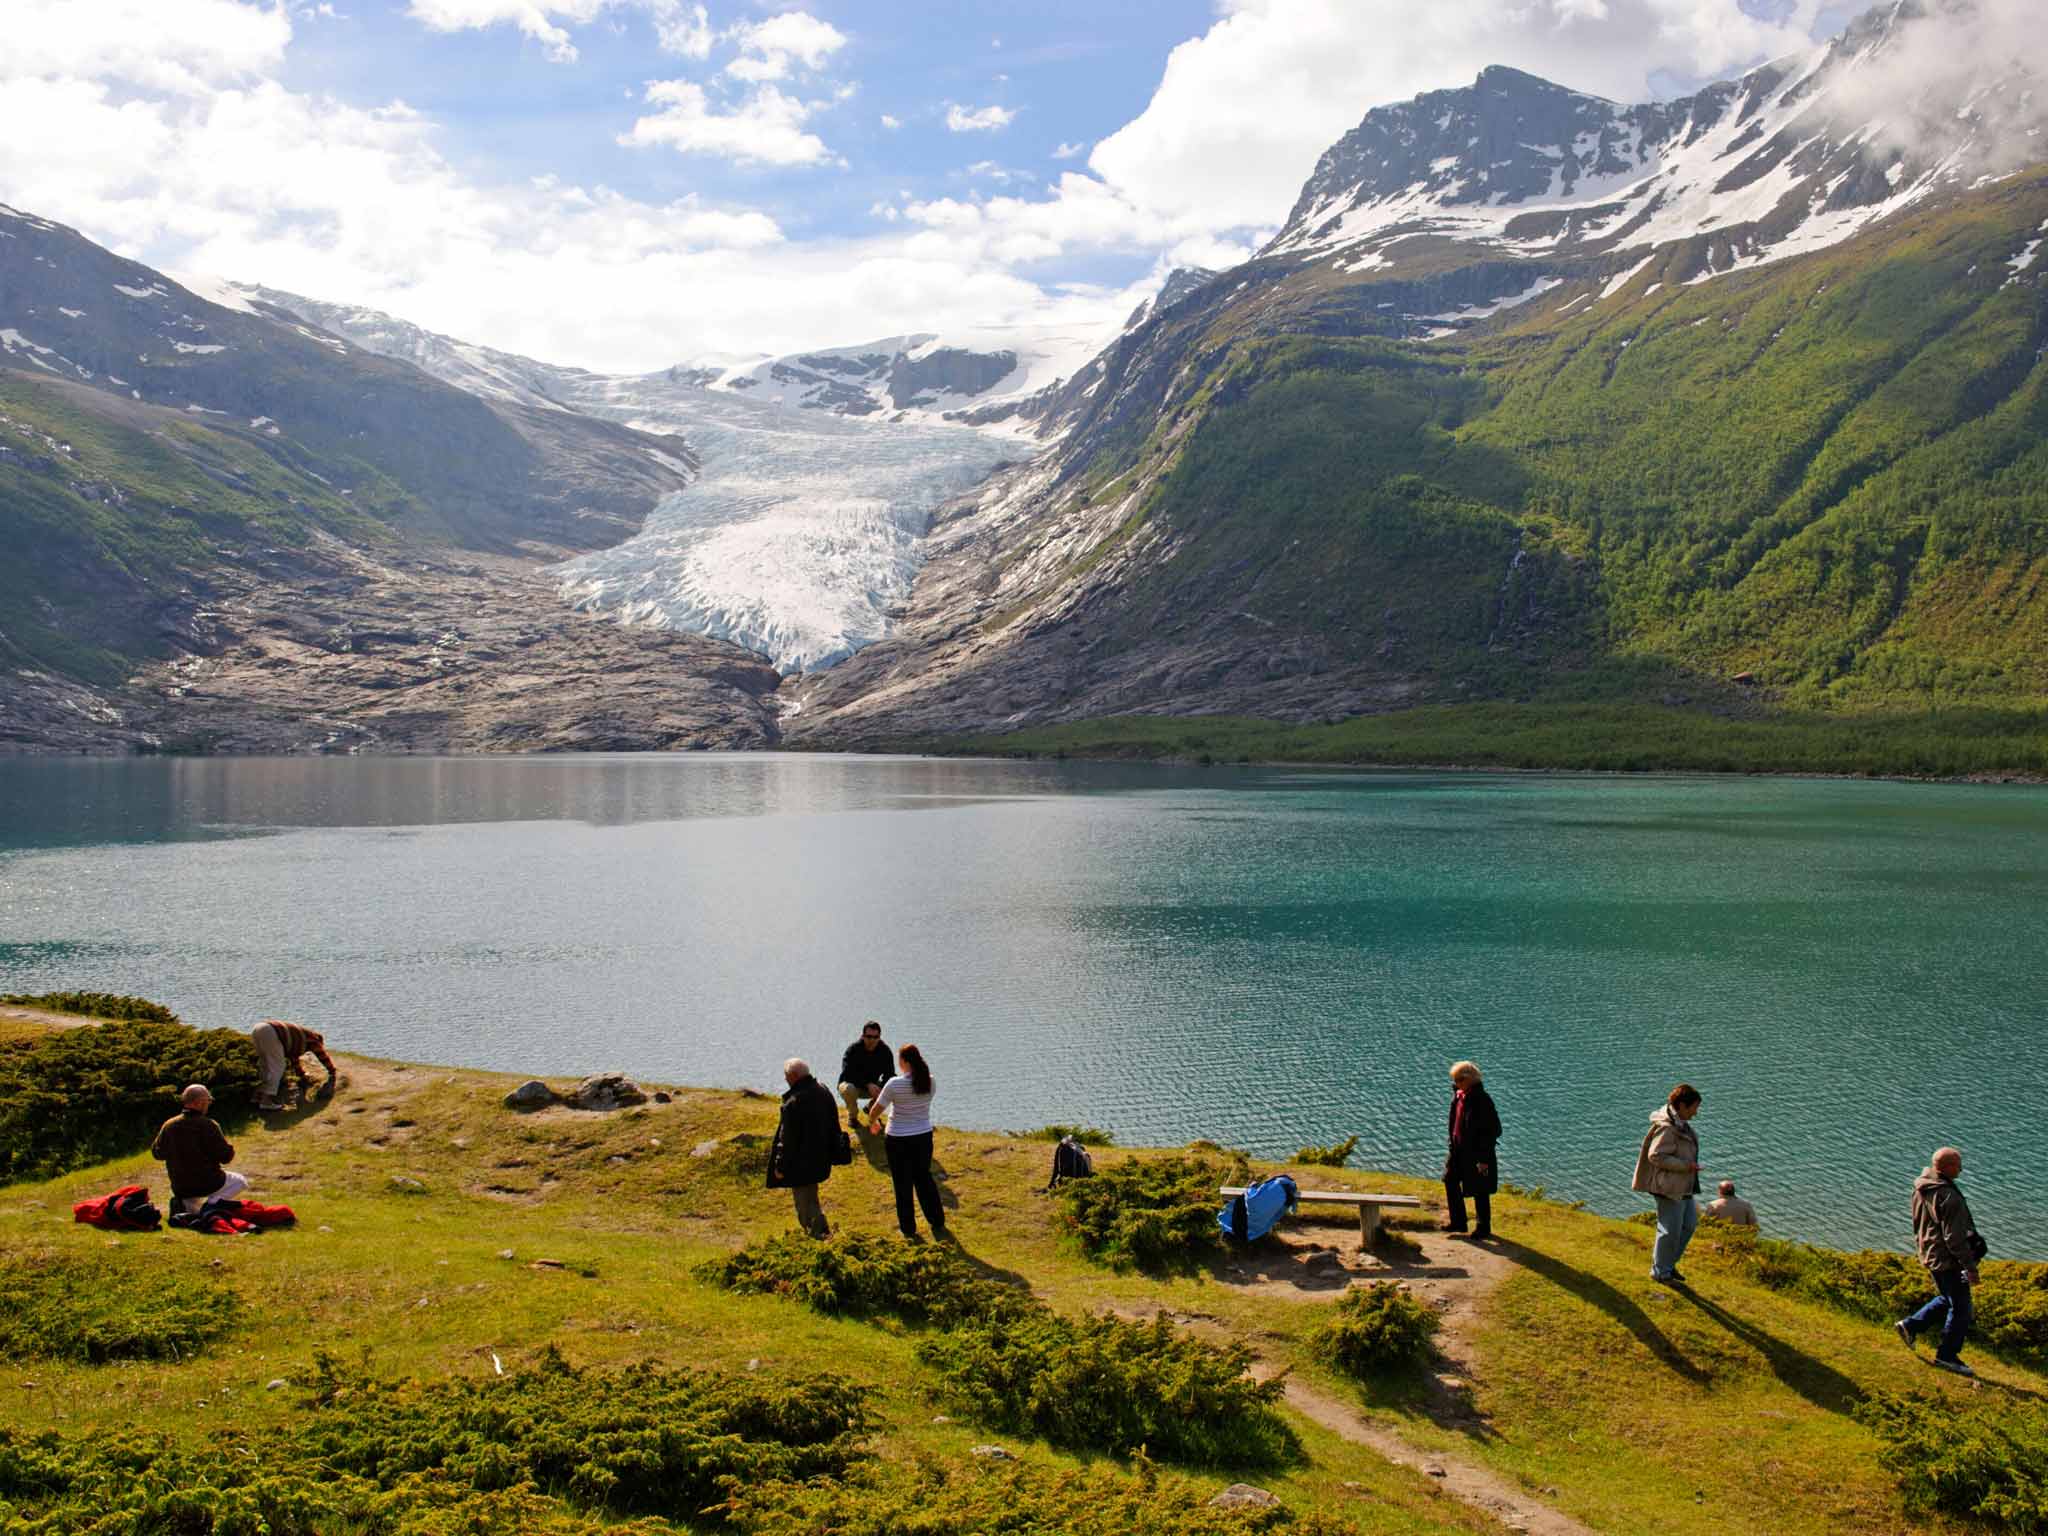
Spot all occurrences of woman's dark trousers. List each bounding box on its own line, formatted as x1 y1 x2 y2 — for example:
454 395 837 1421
1444 1175 1490 1236
885 1131 945 1235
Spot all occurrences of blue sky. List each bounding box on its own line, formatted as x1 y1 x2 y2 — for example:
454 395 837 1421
4 0 1868 370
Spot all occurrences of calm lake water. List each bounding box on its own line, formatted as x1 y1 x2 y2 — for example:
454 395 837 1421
2 754 2043 1256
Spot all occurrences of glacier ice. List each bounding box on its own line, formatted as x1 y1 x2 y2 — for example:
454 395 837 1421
550 387 1018 673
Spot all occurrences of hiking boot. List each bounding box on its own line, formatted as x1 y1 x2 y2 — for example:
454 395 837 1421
1437 1223 1467 1234
1894 1319 1917 1350
1932 1357 1975 1377
257 1100 286 1113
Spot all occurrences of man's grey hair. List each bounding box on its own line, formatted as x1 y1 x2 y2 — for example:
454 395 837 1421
180 1083 211 1107
784 1057 810 1078
1718 1179 1736 1197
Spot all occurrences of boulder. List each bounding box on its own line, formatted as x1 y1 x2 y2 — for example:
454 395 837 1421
1209 1485 1282 1511
504 1080 555 1110
970 1445 1017 1462
566 1074 647 1111
388 1175 427 1194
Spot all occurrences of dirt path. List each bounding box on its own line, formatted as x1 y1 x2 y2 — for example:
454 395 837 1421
1226 1227 1597 1536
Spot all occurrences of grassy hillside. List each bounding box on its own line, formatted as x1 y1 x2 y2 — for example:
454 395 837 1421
3 1008 2043 1533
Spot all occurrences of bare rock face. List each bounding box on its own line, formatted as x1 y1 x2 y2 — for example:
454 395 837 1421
30 543 785 756
565 1074 647 1111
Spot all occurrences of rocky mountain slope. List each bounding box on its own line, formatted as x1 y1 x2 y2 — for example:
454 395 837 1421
784 4 2048 743
0 209 781 753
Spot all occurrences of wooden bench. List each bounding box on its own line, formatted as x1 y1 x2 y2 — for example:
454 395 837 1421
1220 1186 1423 1247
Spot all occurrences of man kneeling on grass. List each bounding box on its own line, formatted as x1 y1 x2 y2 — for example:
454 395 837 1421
151 1083 249 1215
251 1018 337 1112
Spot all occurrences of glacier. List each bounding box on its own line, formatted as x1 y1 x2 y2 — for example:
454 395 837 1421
549 385 1019 673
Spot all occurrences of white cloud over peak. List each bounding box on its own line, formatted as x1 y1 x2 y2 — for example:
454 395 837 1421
619 80 836 166
725 11 848 81
945 103 1015 133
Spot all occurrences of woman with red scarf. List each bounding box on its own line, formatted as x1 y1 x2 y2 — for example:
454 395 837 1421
1442 1060 1503 1240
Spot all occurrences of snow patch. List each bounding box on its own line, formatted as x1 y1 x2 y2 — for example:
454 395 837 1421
171 341 226 355
57 307 83 319
113 283 167 300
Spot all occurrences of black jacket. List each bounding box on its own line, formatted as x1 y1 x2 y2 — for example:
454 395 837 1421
768 1074 840 1189
1444 1083 1503 1195
838 1038 893 1090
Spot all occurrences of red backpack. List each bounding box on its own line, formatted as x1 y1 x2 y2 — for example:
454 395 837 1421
73 1185 163 1232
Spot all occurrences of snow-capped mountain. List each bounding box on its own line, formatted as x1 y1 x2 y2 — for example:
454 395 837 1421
1267 1 2046 294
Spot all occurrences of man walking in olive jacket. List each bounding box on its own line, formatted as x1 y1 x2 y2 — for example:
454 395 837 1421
768 1058 840 1238
1897 1146 1982 1375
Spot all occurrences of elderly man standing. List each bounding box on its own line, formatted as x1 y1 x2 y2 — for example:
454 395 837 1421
151 1084 247 1215
1897 1146 1984 1376
768 1057 840 1238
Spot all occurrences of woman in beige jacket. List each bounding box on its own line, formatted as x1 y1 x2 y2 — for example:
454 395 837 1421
1631 1083 1703 1284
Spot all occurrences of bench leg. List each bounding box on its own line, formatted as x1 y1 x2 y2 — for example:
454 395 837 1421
1360 1205 1380 1249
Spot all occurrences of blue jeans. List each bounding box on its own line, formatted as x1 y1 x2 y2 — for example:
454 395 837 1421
1906 1269 1974 1361
1652 1195 1698 1278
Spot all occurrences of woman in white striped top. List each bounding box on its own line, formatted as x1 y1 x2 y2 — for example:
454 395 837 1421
866 1043 946 1238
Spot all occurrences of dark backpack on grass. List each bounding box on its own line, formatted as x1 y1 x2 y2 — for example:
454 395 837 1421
1045 1136 1093 1191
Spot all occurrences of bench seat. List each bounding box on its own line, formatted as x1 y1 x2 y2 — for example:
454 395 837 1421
1219 1186 1423 1245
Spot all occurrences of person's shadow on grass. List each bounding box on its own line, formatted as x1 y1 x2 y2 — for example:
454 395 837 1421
1494 1240 1710 1385
1669 1287 1864 1415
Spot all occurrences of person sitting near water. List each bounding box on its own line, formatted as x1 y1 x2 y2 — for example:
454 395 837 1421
151 1083 248 1215
1705 1178 1757 1227
251 1019 337 1112
837 1019 892 1133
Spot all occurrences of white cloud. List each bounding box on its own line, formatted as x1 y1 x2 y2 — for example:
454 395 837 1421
724 11 847 81
945 102 1015 133
3 0 291 94
405 0 720 64
619 80 833 166
879 112 901 129
1051 140 1085 160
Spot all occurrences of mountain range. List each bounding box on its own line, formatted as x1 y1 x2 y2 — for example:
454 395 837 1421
2 0 2044 758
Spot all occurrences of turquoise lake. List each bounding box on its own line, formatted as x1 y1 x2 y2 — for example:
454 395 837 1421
1 754 2042 1256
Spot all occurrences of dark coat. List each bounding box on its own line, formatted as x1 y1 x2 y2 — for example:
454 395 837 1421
768 1074 840 1189
838 1038 893 1090
151 1110 235 1201
1444 1083 1502 1196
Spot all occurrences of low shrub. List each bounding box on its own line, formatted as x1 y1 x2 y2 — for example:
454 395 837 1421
1058 1156 1231 1272
0 1248 239 1363
1719 1229 2048 1370
1017 1124 1115 1146
1293 1135 1358 1168
728 1454 1368 1535
1861 1391 2048 1531
698 1231 1029 1326
0 1355 863 1534
916 1312 1296 1468
0 991 180 1023
0 1016 263 1183
1309 1282 1440 1377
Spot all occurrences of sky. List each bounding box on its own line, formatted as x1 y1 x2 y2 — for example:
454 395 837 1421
1 0 1876 373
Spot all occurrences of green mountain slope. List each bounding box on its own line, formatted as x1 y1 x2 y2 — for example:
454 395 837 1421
791 170 2048 760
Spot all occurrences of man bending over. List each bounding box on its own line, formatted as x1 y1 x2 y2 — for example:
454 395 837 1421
251 1019 337 1111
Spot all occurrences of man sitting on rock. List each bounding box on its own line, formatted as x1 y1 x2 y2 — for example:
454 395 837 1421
151 1083 248 1215
251 1019 337 1112
837 1020 892 1133
1705 1179 1758 1227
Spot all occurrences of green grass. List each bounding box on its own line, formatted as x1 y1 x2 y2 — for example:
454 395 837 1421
944 701 2048 777
0 1010 2040 1534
